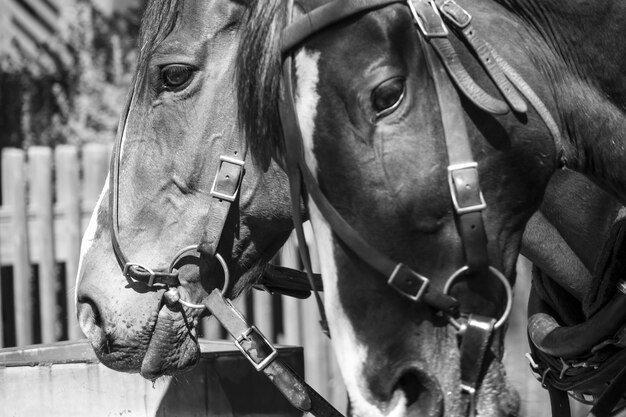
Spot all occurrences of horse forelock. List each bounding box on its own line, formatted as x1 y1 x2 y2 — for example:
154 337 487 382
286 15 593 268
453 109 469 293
236 0 288 168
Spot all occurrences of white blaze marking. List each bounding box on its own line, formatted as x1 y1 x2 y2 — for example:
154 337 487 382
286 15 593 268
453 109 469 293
75 175 109 306
294 49 407 416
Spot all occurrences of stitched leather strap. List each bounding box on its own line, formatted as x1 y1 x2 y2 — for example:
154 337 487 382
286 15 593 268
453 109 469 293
459 316 495 417
435 0 527 114
204 290 344 417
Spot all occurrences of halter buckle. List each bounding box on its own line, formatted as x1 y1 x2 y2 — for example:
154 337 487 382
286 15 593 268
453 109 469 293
210 155 245 202
408 0 449 38
234 325 279 372
448 162 487 215
438 0 472 29
388 263 430 302
123 262 157 287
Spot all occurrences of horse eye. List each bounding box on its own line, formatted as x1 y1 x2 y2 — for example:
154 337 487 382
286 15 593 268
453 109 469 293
372 77 405 118
161 64 194 90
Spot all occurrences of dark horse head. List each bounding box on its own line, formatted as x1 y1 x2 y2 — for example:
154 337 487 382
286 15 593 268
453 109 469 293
235 0 626 415
75 0 295 379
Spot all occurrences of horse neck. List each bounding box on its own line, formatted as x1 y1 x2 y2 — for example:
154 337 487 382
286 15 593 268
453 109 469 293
492 0 626 203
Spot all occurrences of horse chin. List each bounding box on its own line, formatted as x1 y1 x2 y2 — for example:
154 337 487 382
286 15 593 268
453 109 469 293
139 302 201 380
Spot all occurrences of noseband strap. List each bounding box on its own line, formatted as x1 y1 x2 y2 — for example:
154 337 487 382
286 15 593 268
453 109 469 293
108 92 181 288
108 86 247 296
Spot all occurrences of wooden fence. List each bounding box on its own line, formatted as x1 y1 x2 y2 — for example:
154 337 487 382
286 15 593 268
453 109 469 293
0 144 583 415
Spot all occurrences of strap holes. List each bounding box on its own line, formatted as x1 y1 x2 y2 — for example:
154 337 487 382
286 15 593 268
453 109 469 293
465 183 471 189
226 175 230 179
471 225 476 230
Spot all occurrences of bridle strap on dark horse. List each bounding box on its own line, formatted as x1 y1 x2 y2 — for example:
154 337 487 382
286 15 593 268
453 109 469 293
278 0 564 415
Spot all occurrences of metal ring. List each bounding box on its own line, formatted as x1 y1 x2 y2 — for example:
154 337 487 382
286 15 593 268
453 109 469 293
443 265 512 330
178 298 206 310
168 245 201 273
171 251 231 310
168 246 230 295
215 253 231 295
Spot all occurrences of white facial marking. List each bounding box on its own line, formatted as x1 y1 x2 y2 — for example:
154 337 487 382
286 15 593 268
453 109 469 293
75 175 109 306
294 49 321 173
294 49 407 416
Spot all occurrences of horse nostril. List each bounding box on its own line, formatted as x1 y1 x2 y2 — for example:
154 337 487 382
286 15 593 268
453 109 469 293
77 297 104 343
394 369 443 417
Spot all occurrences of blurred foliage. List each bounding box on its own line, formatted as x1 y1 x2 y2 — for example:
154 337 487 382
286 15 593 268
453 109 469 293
0 0 142 148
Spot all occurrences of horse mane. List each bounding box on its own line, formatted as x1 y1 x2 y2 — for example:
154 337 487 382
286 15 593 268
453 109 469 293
236 0 288 168
134 0 182 91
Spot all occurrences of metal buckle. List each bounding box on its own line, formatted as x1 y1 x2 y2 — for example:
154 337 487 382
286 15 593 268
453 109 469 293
210 155 245 202
460 384 476 395
233 325 279 372
407 0 449 38
388 263 430 302
447 162 487 215
438 0 472 28
123 262 157 287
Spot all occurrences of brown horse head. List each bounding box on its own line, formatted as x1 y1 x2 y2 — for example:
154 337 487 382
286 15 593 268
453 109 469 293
75 0 294 379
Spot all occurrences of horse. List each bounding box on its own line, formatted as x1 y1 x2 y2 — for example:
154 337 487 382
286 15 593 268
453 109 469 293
75 0 626 415
74 0 302 380
233 0 626 416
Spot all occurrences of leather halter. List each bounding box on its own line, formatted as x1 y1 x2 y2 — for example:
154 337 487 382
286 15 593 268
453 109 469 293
108 87 246 297
277 0 563 414
107 82 343 416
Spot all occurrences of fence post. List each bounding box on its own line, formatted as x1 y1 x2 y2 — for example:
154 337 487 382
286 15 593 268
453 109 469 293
81 143 110 230
253 289 274 340
279 233 301 345
29 147 58 343
2 148 33 346
55 145 82 340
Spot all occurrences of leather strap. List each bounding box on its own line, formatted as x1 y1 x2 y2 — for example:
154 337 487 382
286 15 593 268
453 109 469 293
589 366 626 417
198 131 246 257
435 0 527 114
256 264 323 299
281 0 404 53
429 37 509 115
490 48 566 165
459 316 496 417
109 79 248 295
409 0 509 115
280 35 332 334
204 289 344 417
421 33 490 272
547 386 571 417
109 89 182 287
